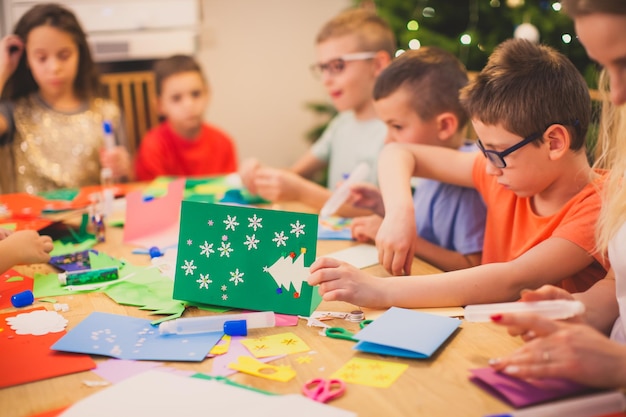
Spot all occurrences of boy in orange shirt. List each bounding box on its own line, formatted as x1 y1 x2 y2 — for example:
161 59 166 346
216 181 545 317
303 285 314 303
309 39 608 308
134 55 238 181
239 8 394 214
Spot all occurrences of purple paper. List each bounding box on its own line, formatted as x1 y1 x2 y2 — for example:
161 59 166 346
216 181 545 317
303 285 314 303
94 359 195 383
469 367 594 408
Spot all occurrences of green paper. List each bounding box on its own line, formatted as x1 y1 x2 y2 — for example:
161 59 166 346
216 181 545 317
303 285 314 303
38 188 79 201
50 239 97 256
0 223 17 231
192 374 276 396
173 202 321 316
6 276 24 282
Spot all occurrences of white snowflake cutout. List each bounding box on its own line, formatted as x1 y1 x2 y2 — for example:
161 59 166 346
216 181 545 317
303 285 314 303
224 215 239 231
221 284 227 291
199 241 215 258
218 241 233 257
181 259 197 276
248 214 263 231
244 234 260 250
229 268 245 286
196 273 213 289
290 220 306 237
186 239 193 246
222 294 228 300
272 231 288 247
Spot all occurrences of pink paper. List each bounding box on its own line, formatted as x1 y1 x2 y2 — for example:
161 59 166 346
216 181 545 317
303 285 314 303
94 359 194 383
123 179 185 248
469 367 594 408
209 336 285 377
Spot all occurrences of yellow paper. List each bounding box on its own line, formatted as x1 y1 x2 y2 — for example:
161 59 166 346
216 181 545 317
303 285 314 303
331 357 408 388
240 332 310 358
209 335 231 355
227 356 296 382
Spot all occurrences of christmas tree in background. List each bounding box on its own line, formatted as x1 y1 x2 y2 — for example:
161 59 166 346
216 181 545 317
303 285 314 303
357 0 597 87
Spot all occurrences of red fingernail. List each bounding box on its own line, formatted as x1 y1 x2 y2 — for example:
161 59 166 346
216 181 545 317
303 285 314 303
490 314 503 322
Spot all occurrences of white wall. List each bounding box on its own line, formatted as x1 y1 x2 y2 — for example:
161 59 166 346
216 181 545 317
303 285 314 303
198 0 350 168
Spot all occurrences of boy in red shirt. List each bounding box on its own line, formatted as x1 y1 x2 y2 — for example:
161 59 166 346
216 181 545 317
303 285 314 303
134 55 238 181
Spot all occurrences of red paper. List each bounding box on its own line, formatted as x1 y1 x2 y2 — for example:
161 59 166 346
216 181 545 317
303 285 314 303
0 307 96 388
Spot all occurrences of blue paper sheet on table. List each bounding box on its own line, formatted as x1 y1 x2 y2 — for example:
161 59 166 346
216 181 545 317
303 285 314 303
51 312 223 361
353 307 461 358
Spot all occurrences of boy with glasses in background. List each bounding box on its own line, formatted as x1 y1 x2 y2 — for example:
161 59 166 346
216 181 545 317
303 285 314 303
309 39 609 308
239 8 394 215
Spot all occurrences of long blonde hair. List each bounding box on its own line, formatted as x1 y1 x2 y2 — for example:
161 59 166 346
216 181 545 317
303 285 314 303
595 69 626 252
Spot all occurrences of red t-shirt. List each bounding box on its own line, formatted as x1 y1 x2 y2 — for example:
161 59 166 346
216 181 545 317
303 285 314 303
134 122 238 181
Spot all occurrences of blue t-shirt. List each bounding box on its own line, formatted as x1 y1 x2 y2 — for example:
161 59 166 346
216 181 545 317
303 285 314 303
412 143 486 255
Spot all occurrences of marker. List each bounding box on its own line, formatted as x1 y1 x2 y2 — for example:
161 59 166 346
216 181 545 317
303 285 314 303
58 266 120 286
320 162 370 217
159 311 275 335
464 299 585 322
485 391 626 417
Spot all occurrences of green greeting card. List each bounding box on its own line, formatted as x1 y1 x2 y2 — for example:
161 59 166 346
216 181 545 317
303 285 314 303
173 202 321 316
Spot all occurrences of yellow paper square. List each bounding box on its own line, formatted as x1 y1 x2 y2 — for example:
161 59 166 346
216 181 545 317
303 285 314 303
331 357 408 388
240 332 310 358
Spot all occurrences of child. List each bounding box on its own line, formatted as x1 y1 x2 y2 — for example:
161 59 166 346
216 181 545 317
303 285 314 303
0 3 132 194
239 8 394 213
349 47 486 272
308 39 608 308
134 55 238 181
0 228 53 273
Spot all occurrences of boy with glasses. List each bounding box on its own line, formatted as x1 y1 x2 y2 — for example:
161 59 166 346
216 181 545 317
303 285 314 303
349 47 487 272
308 39 609 308
239 8 394 215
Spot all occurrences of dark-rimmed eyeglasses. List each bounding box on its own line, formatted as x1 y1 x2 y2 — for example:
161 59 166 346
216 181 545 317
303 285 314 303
476 120 579 168
310 52 377 78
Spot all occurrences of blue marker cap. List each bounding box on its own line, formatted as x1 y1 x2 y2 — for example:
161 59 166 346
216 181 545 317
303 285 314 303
103 121 113 134
223 320 247 336
11 289 34 308
148 246 163 258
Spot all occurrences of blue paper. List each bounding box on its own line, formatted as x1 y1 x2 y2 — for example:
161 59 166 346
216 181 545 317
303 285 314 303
353 307 461 358
51 312 223 361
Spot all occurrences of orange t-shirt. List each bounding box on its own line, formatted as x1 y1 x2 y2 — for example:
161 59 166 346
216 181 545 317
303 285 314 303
472 156 608 293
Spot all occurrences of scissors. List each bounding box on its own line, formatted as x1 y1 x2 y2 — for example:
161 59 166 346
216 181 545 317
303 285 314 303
302 378 346 403
324 319 373 342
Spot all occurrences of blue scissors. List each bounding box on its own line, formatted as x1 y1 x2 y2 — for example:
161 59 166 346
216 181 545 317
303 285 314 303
324 319 373 342
302 377 346 403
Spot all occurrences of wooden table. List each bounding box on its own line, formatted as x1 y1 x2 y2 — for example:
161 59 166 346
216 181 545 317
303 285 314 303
1 201 522 417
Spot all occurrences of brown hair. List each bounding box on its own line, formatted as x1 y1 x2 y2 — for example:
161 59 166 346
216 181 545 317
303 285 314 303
561 0 626 17
316 8 396 59
153 54 207 96
373 47 469 130
2 3 101 101
460 38 590 150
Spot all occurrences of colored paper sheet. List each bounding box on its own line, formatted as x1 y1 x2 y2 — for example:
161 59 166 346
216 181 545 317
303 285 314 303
0 308 96 388
93 358 194 383
58 370 356 417
0 269 33 309
318 216 353 240
173 202 321 316
49 250 93 272
239 332 310 358
353 306 461 359
51 312 223 361
331 357 408 388
209 336 285 376
469 367 594 408
323 244 379 269
123 178 185 248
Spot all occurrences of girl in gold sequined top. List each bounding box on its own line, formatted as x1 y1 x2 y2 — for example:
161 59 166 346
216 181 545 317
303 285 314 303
0 3 132 194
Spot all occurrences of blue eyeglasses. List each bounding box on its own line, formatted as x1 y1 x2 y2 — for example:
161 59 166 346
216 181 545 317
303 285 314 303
476 121 579 169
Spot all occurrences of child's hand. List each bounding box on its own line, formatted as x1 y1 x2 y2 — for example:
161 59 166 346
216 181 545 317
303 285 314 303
351 214 382 243
348 183 384 216
3 230 53 265
239 158 262 195
308 257 389 308
100 146 132 181
251 167 303 202
375 207 418 276
518 285 575 302
488 314 626 388
0 35 23 86
0 228 13 241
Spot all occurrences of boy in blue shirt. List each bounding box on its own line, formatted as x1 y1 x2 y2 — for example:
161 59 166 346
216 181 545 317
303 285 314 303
350 47 486 271
240 8 394 215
